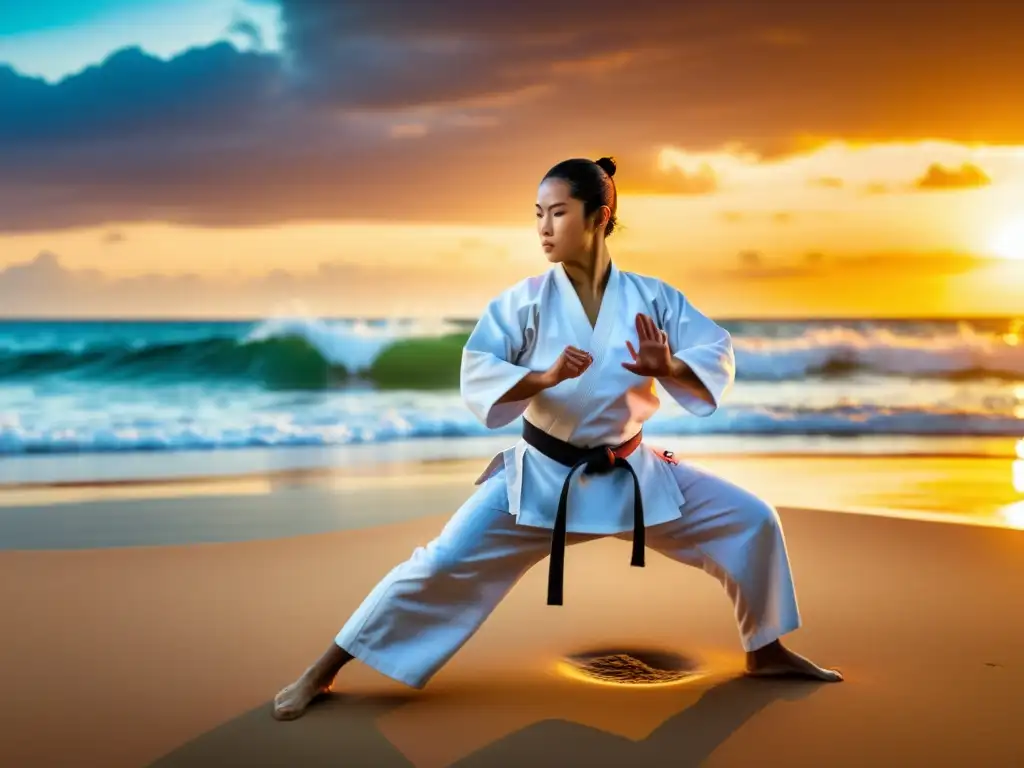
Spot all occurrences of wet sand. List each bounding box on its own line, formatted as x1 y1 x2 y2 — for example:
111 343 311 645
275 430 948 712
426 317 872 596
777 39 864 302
1 455 1023 767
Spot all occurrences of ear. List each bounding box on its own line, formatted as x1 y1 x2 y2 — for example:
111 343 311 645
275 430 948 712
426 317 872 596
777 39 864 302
591 205 611 233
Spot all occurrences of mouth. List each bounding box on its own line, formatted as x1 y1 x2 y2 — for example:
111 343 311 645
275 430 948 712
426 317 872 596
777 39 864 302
542 241 555 251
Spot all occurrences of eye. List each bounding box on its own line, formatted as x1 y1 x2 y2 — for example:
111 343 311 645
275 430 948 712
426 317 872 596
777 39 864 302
553 211 565 217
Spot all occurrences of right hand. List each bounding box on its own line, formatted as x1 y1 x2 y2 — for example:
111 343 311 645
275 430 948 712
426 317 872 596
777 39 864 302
544 345 593 385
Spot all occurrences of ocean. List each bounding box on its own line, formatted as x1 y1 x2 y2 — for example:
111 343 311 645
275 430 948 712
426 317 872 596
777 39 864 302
1 316 1022 460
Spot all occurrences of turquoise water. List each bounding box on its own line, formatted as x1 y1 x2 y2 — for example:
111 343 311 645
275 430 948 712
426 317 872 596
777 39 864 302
0 315 1022 455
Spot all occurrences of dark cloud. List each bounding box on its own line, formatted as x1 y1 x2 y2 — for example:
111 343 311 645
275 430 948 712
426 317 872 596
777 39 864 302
0 251 528 317
1 0 1023 232
0 44 282 144
914 162 991 190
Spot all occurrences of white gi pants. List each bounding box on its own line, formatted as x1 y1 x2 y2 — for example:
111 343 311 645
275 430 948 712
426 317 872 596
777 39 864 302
335 460 801 690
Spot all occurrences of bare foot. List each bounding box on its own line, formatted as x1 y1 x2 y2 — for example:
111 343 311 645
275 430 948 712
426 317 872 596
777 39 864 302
745 640 843 683
272 670 333 721
272 643 354 721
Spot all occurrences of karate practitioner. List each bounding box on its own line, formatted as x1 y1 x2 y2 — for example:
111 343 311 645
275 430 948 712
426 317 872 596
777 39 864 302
273 156 841 721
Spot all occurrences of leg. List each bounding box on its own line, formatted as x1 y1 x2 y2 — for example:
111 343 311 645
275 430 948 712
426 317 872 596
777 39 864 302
644 461 842 682
273 476 568 719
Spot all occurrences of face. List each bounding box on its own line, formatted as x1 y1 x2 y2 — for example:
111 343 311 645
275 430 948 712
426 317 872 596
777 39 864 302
535 177 609 264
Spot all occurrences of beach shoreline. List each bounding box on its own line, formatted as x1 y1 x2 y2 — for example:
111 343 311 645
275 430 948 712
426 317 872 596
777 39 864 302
1 431 1020 488
2 449 1021 543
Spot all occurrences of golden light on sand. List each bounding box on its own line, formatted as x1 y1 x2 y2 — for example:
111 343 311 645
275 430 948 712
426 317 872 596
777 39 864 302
554 649 711 689
999 501 1024 530
991 218 1024 260
554 659 711 689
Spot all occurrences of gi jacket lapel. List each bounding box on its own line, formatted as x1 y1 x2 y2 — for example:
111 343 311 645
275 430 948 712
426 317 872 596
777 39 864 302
552 261 620 352
544 263 621 442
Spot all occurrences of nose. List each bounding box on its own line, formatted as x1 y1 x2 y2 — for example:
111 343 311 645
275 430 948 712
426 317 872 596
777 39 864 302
539 215 553 237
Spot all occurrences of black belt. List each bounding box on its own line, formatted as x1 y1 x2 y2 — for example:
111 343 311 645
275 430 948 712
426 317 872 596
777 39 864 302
521 419 645 606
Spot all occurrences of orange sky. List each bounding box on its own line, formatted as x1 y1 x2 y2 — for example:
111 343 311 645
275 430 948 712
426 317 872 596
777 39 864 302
2 1 1023 318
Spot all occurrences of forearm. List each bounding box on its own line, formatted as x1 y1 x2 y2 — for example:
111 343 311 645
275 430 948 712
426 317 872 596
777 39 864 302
662 357 716 406
495 370 554 405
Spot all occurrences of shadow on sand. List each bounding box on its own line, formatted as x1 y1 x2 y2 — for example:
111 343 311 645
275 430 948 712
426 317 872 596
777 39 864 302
150 676 824 768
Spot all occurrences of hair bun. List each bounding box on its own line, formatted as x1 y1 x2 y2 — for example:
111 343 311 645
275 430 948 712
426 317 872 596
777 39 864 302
595 156 617 178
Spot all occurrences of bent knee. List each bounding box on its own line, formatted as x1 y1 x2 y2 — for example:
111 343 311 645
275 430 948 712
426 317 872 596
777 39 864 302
418 539 472 576
739 495 783 537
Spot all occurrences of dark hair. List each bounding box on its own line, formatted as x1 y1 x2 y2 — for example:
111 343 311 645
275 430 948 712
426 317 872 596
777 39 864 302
542 156 619 236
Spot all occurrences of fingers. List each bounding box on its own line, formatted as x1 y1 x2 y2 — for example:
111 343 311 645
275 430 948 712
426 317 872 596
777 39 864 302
561 345 592 378
635 313 649 341
659 329 668 346
635 313 661 343
563 347 592 367
621 361 640 374
625 340 638 360
647 315 661 342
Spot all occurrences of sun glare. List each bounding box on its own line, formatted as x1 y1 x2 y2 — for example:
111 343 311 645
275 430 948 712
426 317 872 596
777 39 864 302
991 218 1024 260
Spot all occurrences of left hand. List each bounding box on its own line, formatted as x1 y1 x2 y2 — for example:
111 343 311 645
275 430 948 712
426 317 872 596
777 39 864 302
622 313 675 378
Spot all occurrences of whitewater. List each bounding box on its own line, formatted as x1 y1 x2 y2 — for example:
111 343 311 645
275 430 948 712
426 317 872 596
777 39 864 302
0 316 1021 455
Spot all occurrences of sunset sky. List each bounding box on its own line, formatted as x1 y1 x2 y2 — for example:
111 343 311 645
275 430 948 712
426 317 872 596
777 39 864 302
2 0 1023 318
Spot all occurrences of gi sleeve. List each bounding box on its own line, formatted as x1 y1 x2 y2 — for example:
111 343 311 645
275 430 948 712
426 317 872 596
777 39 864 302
658 284 735 416
460 291 535 429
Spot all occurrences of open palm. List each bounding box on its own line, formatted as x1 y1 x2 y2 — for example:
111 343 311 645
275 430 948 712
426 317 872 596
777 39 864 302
622 313 673 377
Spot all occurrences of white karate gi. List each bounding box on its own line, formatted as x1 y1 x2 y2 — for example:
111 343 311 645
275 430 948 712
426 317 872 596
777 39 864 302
336 262 801 689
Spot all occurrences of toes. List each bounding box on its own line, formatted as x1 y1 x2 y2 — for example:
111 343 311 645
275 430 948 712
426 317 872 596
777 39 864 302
746 664 844 682
272 698 305 721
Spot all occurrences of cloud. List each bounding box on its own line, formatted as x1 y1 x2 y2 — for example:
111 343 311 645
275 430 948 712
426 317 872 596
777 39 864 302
389 123 429 139
863 182 891 195
754 27 808 48
102 230 125 244
3 1 1024 232
650 160 719 195
226 16 266 51
657 140 1024 197
717 210 795 225
832 252 985 276
726 249 816 278
0 45 281 144
271 0 694 113
808 176 844 189
0 249 527 317
692 249 988 281
914 162 991 190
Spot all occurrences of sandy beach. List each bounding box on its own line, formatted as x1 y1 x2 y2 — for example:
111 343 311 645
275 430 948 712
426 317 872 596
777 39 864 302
1 453 1023 767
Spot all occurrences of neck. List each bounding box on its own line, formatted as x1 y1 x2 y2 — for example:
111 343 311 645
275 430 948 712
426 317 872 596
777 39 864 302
561 241 611 298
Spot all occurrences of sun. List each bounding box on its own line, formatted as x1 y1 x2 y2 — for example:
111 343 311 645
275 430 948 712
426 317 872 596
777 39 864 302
991 218 1024 260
